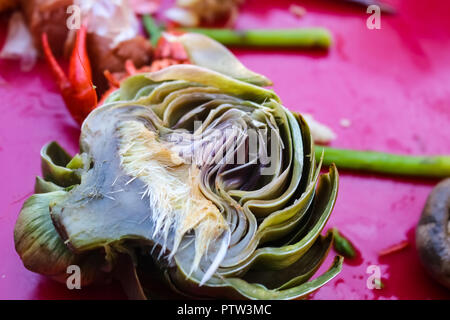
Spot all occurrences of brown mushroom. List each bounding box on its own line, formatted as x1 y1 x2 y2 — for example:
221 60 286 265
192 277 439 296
86 33 153 93
416 178 450 289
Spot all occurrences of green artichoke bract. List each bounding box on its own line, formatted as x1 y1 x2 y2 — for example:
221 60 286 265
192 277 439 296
14 33 342 300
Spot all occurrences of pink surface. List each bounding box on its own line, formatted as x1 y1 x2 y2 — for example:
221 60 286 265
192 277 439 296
1 0 449 299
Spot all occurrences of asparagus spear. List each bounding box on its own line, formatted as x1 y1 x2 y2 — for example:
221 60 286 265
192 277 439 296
142 15 332 49
179 27 332 49
316 146 450 178
143 14 163 46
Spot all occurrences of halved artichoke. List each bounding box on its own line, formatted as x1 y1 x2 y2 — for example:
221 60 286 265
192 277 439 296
14 33 342 300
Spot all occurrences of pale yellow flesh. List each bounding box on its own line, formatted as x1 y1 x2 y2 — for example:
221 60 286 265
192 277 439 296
117 121 227 272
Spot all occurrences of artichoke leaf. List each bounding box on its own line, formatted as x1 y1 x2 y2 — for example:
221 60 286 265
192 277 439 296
40 142 82 187
216 164 338 276
14 191 105 285
34 176 63 194
171 165 337 279
145 64 279 103
256 159 320 245
14 191 76 275
232 113 317 245
121 78 194 106
243 231 333 290
238 106 304 216
175 33 272 87
223 256 342 300
167 253 343 300
249 164 338 270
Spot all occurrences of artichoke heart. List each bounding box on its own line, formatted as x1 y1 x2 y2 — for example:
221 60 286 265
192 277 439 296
14 33 342 300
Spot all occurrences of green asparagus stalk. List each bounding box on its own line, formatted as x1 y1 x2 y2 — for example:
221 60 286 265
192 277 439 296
316 146 450 178
142 15 332 49
143 14 163 46
179 27 332 49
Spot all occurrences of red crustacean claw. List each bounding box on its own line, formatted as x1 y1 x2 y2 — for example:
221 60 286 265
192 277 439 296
42 26 98 126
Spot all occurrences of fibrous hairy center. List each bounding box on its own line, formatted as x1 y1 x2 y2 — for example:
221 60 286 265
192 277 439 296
117 120 228 273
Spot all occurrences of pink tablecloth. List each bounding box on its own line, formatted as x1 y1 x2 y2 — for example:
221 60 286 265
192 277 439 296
0 0 449 299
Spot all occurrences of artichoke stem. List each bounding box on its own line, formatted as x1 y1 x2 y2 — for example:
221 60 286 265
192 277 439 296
316 146 450 179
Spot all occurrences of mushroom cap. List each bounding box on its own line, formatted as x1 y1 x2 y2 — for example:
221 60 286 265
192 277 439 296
416 178 450 289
